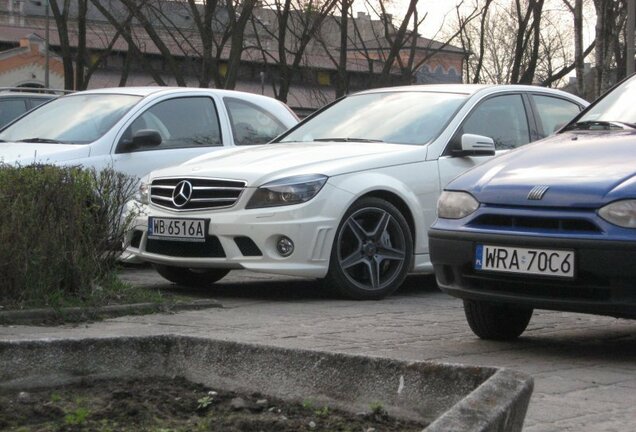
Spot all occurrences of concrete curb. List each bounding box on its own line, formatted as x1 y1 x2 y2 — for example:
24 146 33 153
0 335 533 431
0 299 221 325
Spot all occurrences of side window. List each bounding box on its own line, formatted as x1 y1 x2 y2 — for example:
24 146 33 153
0 99 27 126
532 95 582 137
224 97 287 145
28 97 51 109
459 94 530 150
120 96 222 152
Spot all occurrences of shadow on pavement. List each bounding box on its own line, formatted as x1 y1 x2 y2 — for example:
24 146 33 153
513 324 636 362
120 265 439 302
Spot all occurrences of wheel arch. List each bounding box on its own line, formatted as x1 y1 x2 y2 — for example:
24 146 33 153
355 190 417 249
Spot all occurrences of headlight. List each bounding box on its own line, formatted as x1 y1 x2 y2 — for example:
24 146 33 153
135 180 150 205
598 200 636 228
246 174 328 209
437 191 480 219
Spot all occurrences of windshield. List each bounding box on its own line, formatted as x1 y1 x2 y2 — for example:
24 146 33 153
279 91 468 145
571 76 636 128
0 94 142 144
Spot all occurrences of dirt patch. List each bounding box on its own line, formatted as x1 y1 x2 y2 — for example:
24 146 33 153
0 376 427 431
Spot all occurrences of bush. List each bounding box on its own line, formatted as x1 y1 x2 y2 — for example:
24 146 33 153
0 164 137 308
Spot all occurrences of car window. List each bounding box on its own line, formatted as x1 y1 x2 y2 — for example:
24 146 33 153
279 91 468 145
28 97 52 110
224 97 287 145
0 94 141 144
120 96 222 152
0 99 27 126
459 94 530 150
532 95 582 136
574 75 636 125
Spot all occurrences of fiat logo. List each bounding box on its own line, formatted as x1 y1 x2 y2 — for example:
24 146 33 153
527 185 549 200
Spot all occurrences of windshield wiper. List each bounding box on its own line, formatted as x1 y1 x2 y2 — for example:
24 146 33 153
313 137 384 143
16 137 62 143
564 120 636 131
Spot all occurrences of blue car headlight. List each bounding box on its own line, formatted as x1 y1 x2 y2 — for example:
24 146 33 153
246 174 328 209
598 200 636 228
437 191 480 219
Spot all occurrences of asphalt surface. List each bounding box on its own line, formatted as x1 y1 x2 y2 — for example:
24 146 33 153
1 267 635 431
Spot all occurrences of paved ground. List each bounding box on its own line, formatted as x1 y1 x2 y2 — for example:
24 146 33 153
2 267 635 431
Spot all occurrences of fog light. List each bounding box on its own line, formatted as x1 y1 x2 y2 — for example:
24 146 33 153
276 236 294 257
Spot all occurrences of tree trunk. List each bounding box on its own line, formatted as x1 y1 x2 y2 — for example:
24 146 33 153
120 0 187 86
518 0 544 84
89 0 167 86
49 0 74 90
75 0 87 90
472 0 493 83
593 0 627 97
378 0 418 86
224 0 258 89
563 0 586 95
336 0 350 97
188 0 216 88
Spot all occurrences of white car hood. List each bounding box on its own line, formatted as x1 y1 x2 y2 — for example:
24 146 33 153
150 142 423 185
0 142 90 164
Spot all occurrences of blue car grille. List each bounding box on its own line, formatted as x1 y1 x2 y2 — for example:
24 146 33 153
468 214 601 234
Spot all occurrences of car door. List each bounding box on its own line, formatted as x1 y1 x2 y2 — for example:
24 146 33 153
110 95 225 180
437 93 533 189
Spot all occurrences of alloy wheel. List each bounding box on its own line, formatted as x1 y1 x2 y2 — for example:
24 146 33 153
336 206 408 292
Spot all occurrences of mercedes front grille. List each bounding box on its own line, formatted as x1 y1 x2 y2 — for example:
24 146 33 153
150 177 246 211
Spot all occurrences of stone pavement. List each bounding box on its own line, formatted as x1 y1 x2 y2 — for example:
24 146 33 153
1 267 635 431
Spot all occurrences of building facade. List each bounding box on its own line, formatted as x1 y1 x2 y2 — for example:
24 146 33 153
0 0 467 114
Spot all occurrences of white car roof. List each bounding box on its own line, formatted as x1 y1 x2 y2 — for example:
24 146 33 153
356 83 588 105
66 86 279 101
358 84 490 96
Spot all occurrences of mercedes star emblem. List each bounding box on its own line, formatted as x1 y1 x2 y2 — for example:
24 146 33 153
172 180 193 207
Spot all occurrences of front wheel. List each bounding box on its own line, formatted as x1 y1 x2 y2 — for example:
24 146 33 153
324 197 413 300
153 264 229 287
463 299 533 340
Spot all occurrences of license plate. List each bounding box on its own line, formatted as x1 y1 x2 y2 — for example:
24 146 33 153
474 244 574 278
148 217 207 242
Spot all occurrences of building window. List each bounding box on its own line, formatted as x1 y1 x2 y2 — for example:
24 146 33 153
219 63 228 77
317 71 331 86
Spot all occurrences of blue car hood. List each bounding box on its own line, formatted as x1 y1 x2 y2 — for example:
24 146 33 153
448 130 636 208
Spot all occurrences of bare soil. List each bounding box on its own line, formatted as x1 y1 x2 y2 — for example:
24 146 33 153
0 376 427 431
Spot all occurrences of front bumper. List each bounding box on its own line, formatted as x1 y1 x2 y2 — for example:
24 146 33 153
429 229 636 319
125 184 351 278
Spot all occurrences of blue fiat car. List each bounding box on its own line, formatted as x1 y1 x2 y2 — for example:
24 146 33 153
429 75 636 340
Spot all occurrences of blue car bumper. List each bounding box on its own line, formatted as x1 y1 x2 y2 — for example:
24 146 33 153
429 229 636 319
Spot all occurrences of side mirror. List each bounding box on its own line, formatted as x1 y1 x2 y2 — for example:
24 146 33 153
453 133 495 157
132 129 162 148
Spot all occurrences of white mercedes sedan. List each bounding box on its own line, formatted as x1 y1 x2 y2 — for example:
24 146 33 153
126 84 587 299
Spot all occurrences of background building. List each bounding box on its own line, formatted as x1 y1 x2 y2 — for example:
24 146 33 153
0 0 467 114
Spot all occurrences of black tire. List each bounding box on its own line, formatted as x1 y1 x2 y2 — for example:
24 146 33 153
153 264 229 287
463 299 533 340
324 197 413 300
